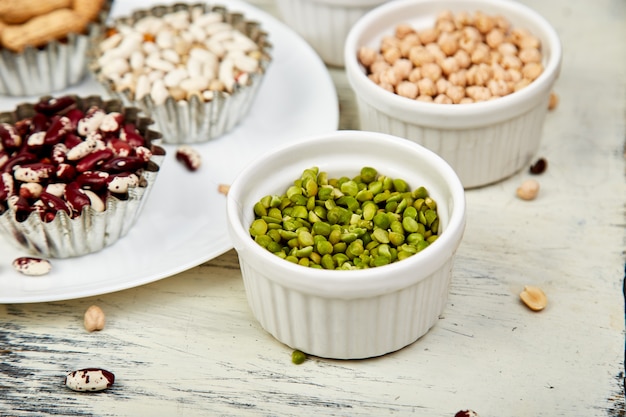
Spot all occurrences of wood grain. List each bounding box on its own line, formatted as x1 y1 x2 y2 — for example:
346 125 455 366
0 0 624 416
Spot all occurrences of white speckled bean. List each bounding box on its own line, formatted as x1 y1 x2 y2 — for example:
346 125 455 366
65 369 115 392
66 137 98 161
13 257 52 276
108 173 139 193
45 183 66 197
84 190 105 212
27 131 45 147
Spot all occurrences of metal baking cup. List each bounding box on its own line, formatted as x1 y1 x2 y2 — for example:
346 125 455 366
0 2 113 97
89 3 273 144
0 96 165 258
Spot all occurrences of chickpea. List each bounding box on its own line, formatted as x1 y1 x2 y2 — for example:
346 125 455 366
448 69 467 87
395 23 416 39
370 59 390 75
446 85 465 103
399 33 421 57
393 58 413 80
508 68 523 82
459 37 477 54
436 78 451 95
491 63 512 81
408 45 435 67
363 11 544 105
489 50 502 66
462 26 482 42
437 31 459 56
487 79 511 96
501 54 522 70
425 43 446 64
498 42 518 56
417 77 437 96
383 47 402 65
396 81 419 99
519 47 542 64
421 62 443 81
436 19 456 33
471 42 491 64
453 49 471 69
380 35 401 53
466 85 492 101
436 9 455 22
493 14 511 32
440 56 460 76
454 11 473 30
379 81 395 93
418 27 439 44
379 67 400 86
475 11 496 33
522 62 543 80
408 67 422 83
485 28 505 49
434 94 453 104
516 179 540 200
358 46 379 67
513 78 532 91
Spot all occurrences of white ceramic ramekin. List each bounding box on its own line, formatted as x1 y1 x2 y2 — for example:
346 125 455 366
227 130 466 359
344 0 562 188
275 0 389 67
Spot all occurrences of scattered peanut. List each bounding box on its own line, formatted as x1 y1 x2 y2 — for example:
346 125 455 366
218 184 230 195
84 305 106 332
358 10 544 104
548 91 559 110
519 285 547 311
516 179 540 200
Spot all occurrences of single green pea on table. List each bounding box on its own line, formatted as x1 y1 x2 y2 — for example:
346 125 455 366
248 166 440 270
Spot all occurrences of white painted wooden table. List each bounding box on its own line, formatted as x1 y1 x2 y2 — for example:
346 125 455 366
1 0 624 416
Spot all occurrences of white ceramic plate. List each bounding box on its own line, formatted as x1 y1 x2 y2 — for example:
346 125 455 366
0 0 338 303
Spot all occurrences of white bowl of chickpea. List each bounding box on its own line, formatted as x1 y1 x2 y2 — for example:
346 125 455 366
275 0 390 67
226 130 466 359
344 0 562 188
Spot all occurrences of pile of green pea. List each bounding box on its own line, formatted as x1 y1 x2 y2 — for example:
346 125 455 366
248 166 440 270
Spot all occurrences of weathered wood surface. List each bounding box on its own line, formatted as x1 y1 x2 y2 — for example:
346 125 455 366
1 0 624 416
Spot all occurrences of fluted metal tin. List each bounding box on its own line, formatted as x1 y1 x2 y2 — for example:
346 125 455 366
89 3 272 144
0 2 113 97
0 96 165 258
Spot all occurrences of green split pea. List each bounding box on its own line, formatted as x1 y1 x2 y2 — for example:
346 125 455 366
249 166 440 270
